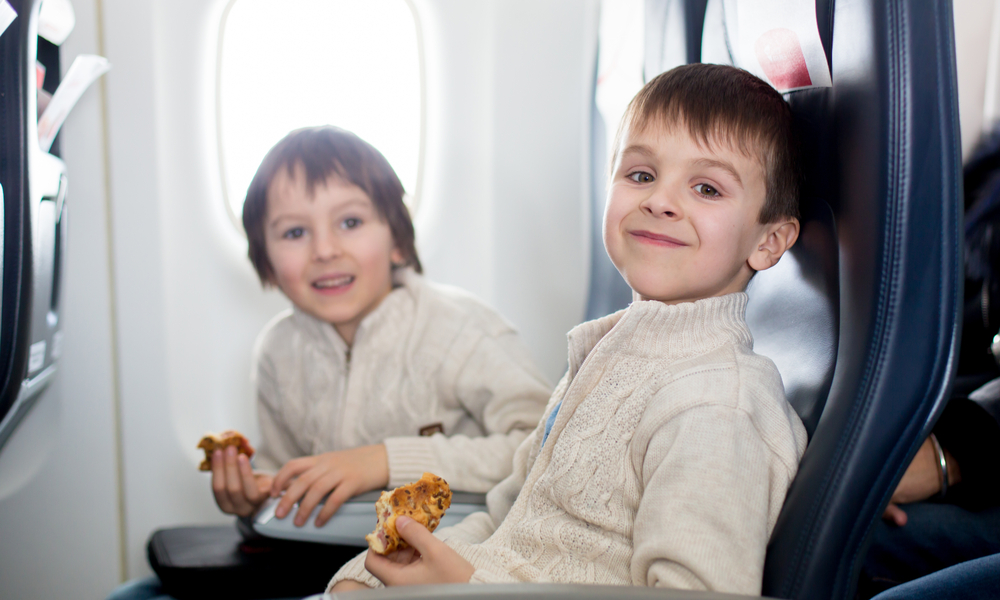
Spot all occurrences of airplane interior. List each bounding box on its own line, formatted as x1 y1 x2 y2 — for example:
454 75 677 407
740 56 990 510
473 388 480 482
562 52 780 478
0 0 997 599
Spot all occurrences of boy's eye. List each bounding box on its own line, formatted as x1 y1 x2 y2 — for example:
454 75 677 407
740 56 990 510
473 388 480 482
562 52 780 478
342 217 362 229
282 227 305 239
694 183 720 197
628 171 654 183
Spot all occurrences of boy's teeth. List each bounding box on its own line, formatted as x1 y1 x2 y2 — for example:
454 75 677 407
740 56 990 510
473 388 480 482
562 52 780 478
314 275 353 288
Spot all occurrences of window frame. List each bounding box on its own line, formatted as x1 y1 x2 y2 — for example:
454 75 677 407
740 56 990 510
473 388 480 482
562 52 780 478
213 0 428 234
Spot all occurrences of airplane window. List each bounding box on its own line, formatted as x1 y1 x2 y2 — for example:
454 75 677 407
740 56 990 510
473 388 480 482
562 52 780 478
595 0 644 159
217 0 423 223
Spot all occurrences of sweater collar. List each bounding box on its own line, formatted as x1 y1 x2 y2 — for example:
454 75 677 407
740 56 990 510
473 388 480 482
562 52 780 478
289 267 421 356
565 292 752 378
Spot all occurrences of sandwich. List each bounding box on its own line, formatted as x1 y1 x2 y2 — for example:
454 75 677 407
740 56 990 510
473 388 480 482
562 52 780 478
367 472 452 555
196 430 255 471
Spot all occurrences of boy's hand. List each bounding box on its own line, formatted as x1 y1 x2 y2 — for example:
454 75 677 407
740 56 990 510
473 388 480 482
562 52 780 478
271 444 389 527
364 516 475 586
211 446 273 516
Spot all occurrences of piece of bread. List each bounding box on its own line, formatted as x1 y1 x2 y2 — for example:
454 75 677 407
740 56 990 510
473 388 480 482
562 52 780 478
196 430 255 471
366 472 452 555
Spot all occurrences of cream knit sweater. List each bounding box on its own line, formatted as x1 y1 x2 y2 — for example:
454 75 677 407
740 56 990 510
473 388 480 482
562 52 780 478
328 293 808 594
252 268 551 492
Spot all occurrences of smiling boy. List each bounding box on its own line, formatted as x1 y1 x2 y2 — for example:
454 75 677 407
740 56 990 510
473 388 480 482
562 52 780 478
208 127 550 530
329 63 808 595
262 165 403 345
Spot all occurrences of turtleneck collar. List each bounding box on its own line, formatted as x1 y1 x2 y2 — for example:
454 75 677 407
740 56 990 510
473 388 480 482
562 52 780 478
565 292 752 378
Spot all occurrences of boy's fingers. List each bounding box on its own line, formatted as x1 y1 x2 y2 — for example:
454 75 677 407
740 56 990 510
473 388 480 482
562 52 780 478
276 469 321 519
394 516 436 553
255 474 274 497
271 468 293 496
211 451 226 493
211 451 234 512
294 480 333 527
237 455 261 504
391 546 419 565
274 490 299 520
274 456 316 492
316 484 355 526
223 447 253 514
364 551 414 586
223 448 242 493
272 456 316 494
271 463 299 495
364 551 392 583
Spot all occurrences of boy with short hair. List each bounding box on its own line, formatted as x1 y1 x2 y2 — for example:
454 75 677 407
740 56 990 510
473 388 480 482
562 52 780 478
329 63 808 595
211 126 551 527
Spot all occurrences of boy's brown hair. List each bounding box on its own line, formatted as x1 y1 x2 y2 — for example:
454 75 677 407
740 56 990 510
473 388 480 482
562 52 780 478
242 126 422 286
612 63 800 223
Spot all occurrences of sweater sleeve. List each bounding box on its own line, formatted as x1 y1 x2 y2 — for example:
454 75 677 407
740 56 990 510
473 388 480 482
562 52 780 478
251 344 304 474
323 509 505 591
383 330 551 491
326 418 542 592
632 404 791 594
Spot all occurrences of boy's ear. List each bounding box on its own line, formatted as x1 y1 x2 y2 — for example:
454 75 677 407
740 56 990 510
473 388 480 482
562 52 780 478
390 247 406 267
748 218 800 272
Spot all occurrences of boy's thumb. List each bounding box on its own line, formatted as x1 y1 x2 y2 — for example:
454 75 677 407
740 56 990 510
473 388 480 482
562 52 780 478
395 516 433 550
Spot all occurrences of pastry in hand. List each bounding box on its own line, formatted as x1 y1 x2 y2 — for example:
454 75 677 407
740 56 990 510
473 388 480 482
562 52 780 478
367 472 452 555
196 430 255 471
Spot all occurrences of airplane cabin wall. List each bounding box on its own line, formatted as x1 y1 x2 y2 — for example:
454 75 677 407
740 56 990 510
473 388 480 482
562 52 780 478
413 0 597 380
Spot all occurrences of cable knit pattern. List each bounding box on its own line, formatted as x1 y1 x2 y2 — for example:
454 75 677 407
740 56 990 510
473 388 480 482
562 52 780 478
328 293 807 594
252 268 551 492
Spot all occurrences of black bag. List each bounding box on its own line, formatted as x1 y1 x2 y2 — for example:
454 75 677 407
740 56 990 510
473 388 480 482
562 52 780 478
146 523 361 600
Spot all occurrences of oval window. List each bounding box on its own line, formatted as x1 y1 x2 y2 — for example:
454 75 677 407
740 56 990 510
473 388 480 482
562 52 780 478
217 0 423 223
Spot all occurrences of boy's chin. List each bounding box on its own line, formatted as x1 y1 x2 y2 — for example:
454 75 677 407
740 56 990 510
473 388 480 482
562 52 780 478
626 279 698 304
631 287 696 305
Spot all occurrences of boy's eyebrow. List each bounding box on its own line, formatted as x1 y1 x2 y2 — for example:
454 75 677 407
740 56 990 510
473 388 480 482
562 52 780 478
267 213 302 227
692 158 743 188
620 143 658 160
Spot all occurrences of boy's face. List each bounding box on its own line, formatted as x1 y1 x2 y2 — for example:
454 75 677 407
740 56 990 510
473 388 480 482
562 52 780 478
604 121 798 304
264 166 402 345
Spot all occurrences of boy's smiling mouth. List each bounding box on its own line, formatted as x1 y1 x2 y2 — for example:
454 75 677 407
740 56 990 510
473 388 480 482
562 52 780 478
629 230 688 247
312 274 355 291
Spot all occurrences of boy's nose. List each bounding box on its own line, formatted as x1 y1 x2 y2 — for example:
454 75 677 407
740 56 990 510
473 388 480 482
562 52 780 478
312 232 342 261
639 189 682 219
